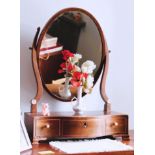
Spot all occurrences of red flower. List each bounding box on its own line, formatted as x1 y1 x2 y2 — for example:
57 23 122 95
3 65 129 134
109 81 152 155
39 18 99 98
62 50 74 60
67 63 75 72
60 62 66 69
71 79 81 87
57 62 66 74
83 73 88 78
70 72 88 87
58 62 76 74
58 69 64 74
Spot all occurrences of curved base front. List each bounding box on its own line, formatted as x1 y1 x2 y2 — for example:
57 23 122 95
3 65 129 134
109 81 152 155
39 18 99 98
24 111 129 144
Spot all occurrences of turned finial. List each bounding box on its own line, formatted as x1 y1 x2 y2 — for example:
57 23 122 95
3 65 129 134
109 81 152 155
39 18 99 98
31 99 37 113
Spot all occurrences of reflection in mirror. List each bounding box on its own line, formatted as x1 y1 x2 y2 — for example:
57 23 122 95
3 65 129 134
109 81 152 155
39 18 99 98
39 11 102 101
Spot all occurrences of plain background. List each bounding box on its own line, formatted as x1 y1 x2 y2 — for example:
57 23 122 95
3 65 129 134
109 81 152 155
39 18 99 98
20 0 134 129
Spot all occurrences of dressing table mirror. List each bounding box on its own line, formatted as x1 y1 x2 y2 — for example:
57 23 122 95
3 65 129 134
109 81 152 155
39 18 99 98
24 7 129 144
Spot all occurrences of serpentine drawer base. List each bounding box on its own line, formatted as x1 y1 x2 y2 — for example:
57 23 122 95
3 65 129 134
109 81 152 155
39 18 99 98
24 111 129 144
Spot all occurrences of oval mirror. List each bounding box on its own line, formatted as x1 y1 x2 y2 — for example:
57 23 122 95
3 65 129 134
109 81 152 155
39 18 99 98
37 8 106 102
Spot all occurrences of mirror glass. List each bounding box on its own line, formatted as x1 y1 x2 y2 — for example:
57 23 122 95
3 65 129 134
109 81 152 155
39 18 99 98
38 10 103 101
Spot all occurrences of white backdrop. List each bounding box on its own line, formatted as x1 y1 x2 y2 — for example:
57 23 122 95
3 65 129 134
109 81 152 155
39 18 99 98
20 0 134 129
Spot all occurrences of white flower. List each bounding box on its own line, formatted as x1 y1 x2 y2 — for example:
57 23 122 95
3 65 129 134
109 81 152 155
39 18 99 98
83 75 94 93
86 75 94 88
71 54 82 64
74 65 81 72
83 88 90 93
81 60 96 74
75 54 82 59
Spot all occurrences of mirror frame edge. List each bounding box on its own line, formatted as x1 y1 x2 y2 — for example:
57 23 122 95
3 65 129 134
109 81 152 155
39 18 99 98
31 7 111 112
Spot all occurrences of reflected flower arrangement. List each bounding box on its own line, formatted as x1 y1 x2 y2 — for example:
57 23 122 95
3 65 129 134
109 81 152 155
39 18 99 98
58 50 96 94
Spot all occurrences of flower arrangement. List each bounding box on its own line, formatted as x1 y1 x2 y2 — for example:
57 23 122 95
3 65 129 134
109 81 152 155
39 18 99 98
58 50 81 77
58 50 96 94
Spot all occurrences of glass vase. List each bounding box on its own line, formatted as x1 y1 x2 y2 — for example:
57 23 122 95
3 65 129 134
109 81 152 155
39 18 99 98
59 76 71 99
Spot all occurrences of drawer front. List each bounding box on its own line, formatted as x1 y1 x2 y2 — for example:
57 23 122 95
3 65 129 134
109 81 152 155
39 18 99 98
105 116 128 135
35 118 60 138
62 118 105 138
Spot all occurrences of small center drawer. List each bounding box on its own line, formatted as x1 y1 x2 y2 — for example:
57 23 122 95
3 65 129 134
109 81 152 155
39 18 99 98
105 116 128 135
62 118 105 138
35 118 60 138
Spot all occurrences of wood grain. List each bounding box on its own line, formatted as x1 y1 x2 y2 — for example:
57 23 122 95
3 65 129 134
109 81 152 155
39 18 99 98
31 28 43 113
24 111 129 144
62 118 105 138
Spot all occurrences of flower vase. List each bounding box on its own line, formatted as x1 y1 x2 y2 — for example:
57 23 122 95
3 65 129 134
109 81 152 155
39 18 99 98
73 86 84 114
59 76 71 99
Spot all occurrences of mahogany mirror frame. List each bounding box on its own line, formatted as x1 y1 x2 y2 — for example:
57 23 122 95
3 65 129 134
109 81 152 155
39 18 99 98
30 7 111 113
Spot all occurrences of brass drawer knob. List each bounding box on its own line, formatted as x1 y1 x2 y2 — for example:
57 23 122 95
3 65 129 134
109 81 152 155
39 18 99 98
112 122 118 127
46 124 50 128
83 122 87 128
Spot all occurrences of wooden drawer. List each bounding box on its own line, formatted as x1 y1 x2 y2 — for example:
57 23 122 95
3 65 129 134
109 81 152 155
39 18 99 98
105 116 128 135
35 118 60 138
62 118 105 138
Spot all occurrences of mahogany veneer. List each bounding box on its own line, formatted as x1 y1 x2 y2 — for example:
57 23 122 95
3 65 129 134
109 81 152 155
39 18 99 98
25 111 129 144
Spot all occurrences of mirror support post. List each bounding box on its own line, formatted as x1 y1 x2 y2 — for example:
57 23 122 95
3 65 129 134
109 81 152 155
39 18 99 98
104 102 111 114
31 28 43 113
100 42 111 113
31 47 43 113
